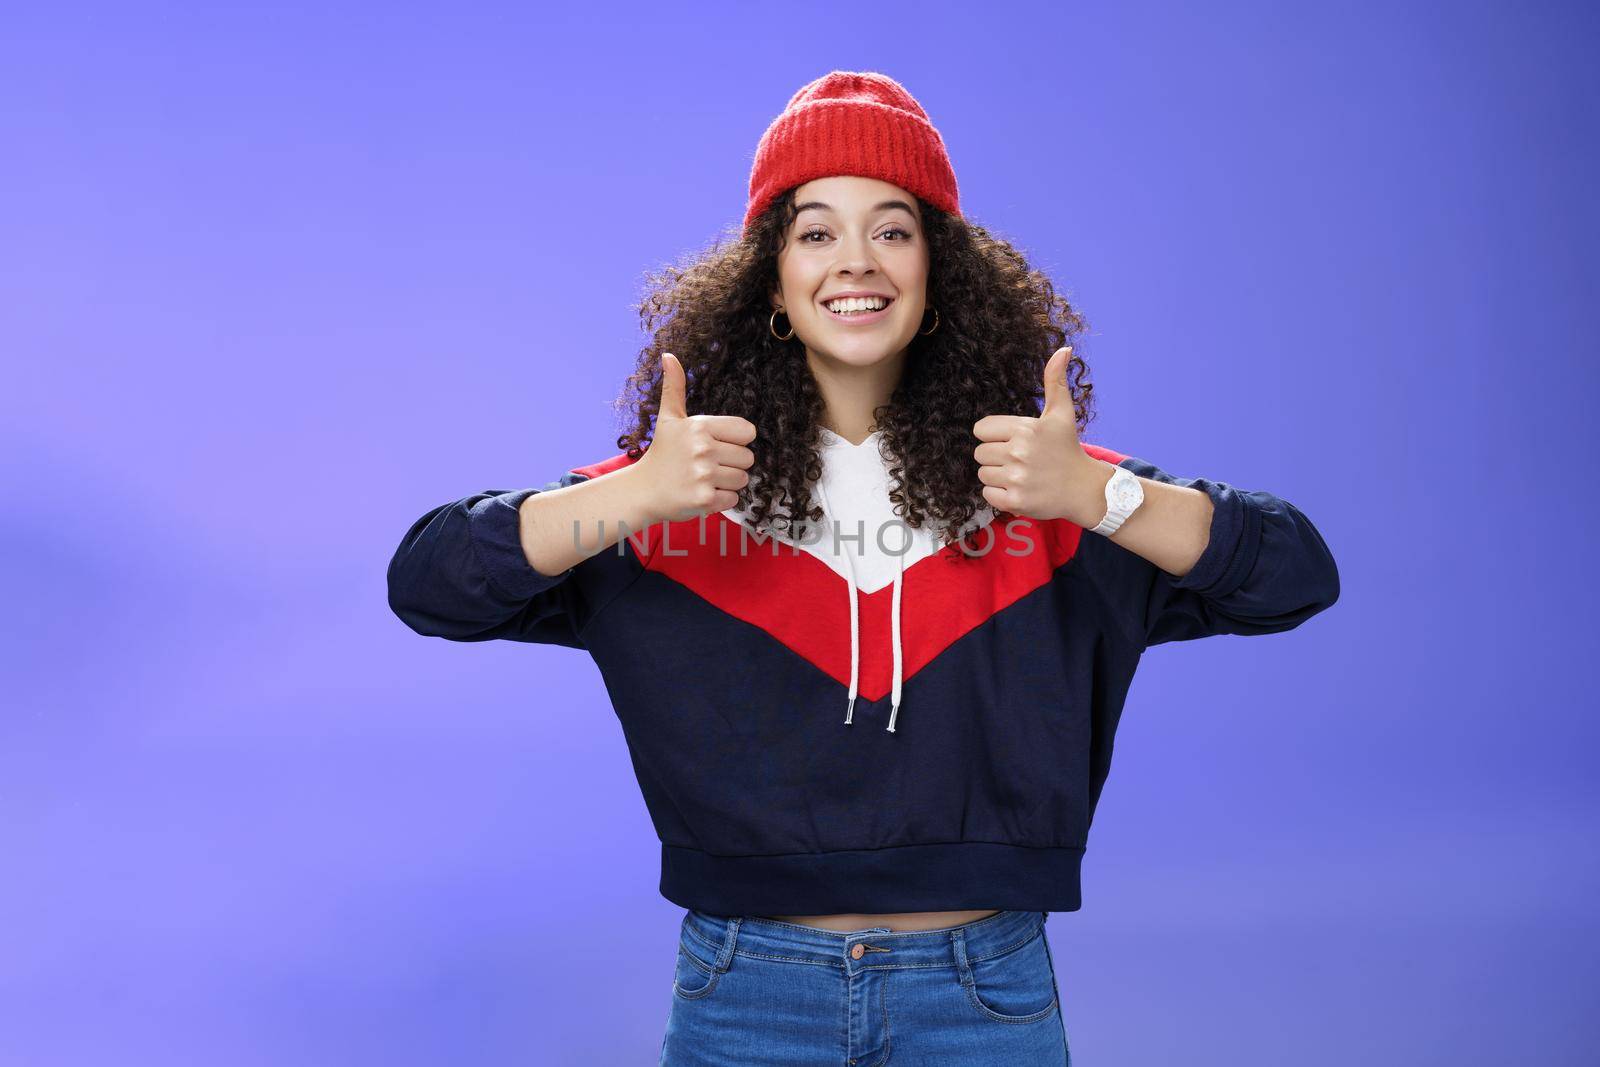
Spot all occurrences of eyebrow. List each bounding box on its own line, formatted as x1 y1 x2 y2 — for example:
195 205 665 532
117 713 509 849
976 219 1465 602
793 199 919 219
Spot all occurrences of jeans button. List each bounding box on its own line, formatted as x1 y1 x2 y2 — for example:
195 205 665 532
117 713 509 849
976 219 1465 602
849 943 864 960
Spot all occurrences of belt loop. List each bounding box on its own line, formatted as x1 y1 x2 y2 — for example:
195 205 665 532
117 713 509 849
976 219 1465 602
950 926 974 988
714 916 741 974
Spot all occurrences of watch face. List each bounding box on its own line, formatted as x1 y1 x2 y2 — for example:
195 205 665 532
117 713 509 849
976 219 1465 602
1110 471 1142 510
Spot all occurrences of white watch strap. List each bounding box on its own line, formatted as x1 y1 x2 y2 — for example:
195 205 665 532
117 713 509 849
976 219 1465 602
1089 509 1125 536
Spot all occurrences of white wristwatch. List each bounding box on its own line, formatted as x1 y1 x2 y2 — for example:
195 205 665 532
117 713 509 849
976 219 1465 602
1088 464 1144 536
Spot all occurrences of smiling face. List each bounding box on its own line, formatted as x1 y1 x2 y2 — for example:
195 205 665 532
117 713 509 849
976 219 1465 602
771 175 930 374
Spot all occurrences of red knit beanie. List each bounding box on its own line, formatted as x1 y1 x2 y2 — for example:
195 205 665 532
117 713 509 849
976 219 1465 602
744 70 961 236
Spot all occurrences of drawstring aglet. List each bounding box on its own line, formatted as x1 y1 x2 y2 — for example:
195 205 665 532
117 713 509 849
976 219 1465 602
886 702 900 733
844 695 855 725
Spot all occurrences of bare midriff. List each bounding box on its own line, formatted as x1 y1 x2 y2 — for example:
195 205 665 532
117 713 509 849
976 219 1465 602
763 909 1001 932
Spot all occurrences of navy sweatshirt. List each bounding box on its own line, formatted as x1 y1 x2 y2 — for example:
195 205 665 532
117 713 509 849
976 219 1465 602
386 439 1339 916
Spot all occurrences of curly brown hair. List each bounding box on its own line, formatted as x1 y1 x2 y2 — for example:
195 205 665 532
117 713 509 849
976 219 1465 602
611 187 1096 550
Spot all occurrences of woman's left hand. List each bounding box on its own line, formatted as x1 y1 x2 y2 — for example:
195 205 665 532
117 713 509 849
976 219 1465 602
972 346 1111 526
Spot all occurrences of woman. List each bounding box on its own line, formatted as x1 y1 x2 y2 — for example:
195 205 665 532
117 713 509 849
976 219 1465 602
387 70 1340 1066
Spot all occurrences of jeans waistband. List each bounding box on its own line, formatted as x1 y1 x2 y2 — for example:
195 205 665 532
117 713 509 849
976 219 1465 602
680 909 1049 975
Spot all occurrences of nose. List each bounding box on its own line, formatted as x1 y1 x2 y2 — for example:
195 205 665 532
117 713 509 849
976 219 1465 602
832 230 879 278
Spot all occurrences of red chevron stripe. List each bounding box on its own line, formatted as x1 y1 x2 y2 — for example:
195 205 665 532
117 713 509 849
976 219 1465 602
572 442 1128 700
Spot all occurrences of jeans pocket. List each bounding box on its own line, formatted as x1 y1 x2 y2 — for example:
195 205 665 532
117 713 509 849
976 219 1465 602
671 934 722 1001
960 927 1059 1024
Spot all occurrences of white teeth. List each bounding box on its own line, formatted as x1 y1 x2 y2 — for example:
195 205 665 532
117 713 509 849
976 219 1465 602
825 296 889 314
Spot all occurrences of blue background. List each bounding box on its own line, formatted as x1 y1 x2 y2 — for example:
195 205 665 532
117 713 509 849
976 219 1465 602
4 2 1595 1064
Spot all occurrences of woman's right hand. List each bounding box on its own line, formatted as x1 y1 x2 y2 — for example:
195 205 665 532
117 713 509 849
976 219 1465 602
635 352 758 525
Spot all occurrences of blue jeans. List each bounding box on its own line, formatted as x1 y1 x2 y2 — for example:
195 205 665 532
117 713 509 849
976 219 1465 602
659 908 1071 1066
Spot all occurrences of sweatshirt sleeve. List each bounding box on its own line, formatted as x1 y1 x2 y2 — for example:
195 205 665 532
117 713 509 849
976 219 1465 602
1093 454 1341 649
386 471 590 649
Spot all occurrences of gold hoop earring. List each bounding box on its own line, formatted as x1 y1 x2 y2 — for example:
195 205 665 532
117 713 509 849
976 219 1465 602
918 307 940 336
770 307 795 342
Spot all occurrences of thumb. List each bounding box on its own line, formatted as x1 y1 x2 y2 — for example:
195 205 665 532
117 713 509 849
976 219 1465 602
658 352 688 421
1041 346 1073 417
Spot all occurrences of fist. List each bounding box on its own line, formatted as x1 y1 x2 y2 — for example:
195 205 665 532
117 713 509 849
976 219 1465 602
637 352 758 524
972 346 1104 524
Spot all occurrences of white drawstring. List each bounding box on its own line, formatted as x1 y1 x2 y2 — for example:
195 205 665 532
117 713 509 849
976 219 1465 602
815 478 905 733
887 545 905 733
815 479 860 725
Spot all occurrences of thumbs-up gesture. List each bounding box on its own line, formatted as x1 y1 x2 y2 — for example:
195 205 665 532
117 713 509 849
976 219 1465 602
636 352 758 525
972 346 1107 525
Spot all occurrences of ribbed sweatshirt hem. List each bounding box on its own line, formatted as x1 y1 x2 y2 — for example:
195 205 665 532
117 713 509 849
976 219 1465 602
659 841 1085 916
